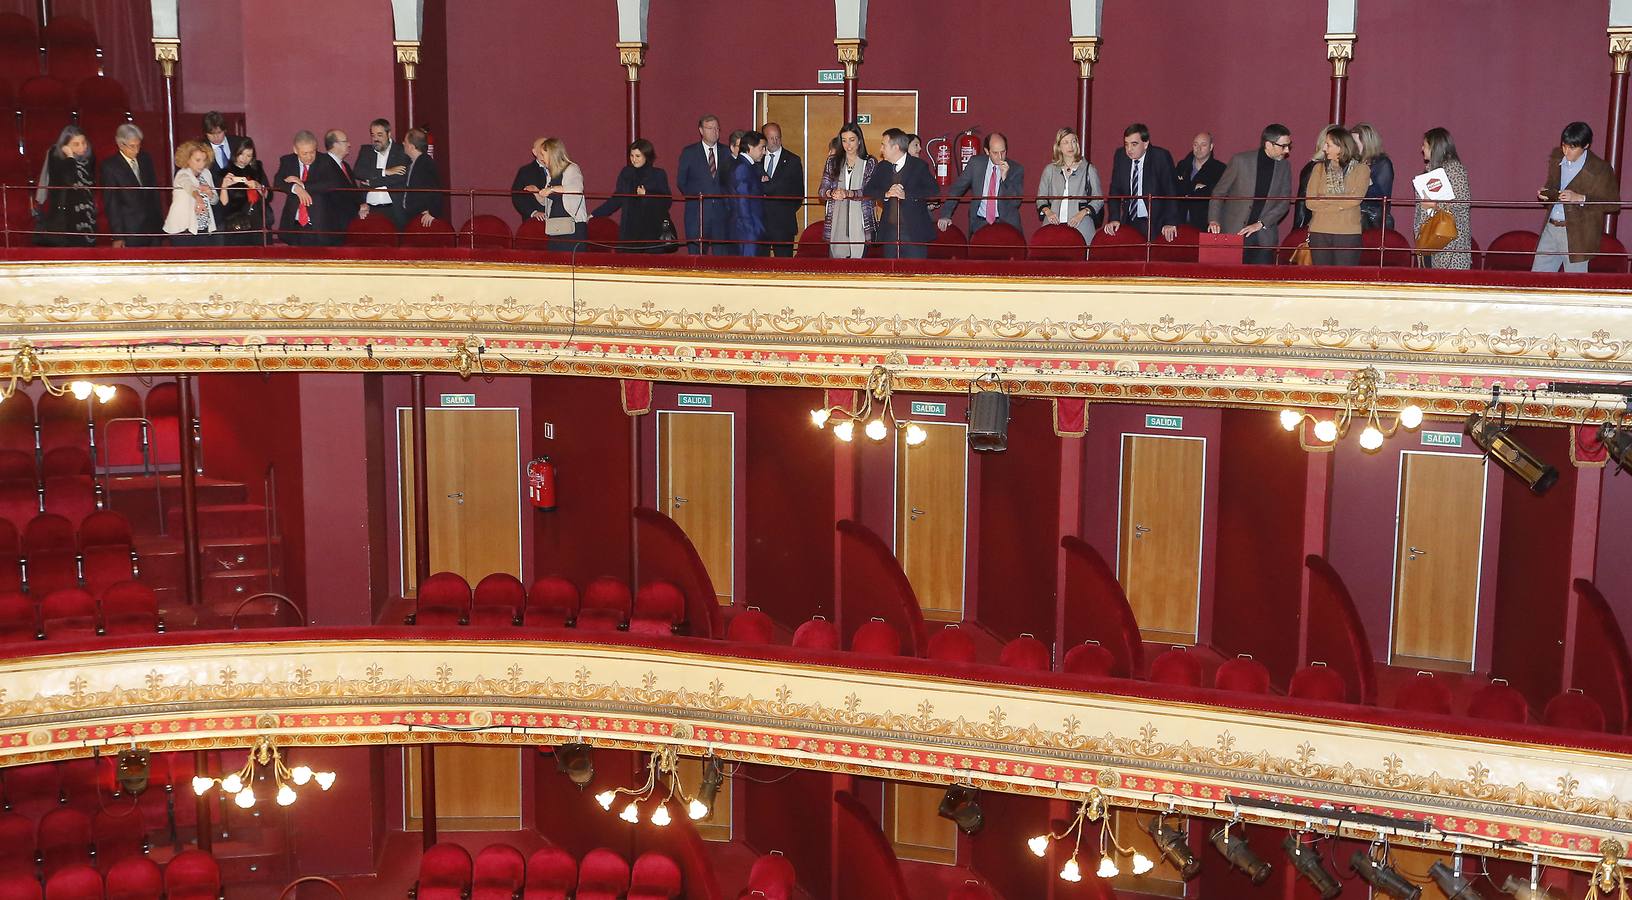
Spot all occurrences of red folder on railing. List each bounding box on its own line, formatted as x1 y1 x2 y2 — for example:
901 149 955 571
1198 232 1243 265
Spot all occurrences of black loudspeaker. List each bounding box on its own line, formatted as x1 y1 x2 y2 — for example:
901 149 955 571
967 390 1010 452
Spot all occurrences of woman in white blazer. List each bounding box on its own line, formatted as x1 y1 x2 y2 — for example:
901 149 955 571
1035 127 1103 258
532 137 588 252
163 140 226 247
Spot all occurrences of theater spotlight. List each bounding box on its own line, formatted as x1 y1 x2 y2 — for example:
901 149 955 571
1466 412 1558 496
115 748 150 797
937 785 984 835
1283 834 1341 900
1351 850 1422 900
1210 821 1271 885
690 756 724 820
1600 422 1632 475
966 375 1010 453
1146 813 1201 880
554 742 595 788
1428 860 1485 900
1500 874 1558 900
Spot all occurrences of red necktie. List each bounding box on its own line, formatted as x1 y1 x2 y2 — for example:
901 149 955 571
981 162 1000 222
296 162 310 226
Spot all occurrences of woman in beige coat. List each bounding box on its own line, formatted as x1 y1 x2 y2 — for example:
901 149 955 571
1304 126 1370 266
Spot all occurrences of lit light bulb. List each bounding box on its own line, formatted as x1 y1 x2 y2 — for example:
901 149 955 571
1028 835 1050 858
1059 857 1082 883
596 791 616 811
93 384 116 404
290 765 313 786
1131 852 1154 875
1312 419 1338 443
688 799 709 820
1399 404 1423 430
234 787 256 809
833 420 854 442
1279 409 1302 432
810 409 830 429
620 802 641 824
69 381 93 400
220 774 243 794
314 771 336 791
191 776 215 796
650 804 672 827
1358 425 1384 451
1097 855 1120 878
864 418 888 441
276 784 297 807
905 424 927 446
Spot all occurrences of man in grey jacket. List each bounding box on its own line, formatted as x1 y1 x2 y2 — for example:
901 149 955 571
1207 124 1294 264
937 132 1024 234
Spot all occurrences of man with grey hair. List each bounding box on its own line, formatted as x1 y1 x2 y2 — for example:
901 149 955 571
98 123 161 247
273 129 334 246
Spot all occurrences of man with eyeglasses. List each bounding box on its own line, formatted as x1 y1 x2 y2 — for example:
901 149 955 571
1207 124 1294 264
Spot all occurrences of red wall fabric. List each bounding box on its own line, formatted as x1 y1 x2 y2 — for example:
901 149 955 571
532 376 634 589
531 747 642 860
286 746 381 874
634 506 721 639
1492 426 1576 708
178 0 246 114
965 790 1049 900
836 519 928 654
1595 464 1632 653
745 388 835 629
297 375 384 625
738 766 833 900
974 398 1061 644
832 791 910 900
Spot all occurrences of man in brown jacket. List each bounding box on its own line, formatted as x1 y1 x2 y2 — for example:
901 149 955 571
1534 121 1620 272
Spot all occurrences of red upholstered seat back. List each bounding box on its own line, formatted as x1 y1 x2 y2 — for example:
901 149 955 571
630 580 686 634
1591 234 1631 273
2 762 63 820
791 616 839 651
472 844 526 900
1466 679 1529 724
1570 579 1632 733
1061 641 1116 676
40 447 89 478
0 591 35 641
926 625 977 663
0 876 40 900
928 223 968 260
523 846 577 899
1359 228 1413 267
1059 538 1142 678
44 868 101 900
1088 223 1147 262
1483 230 1539 270
578 576 632 631
526 576 579 626
474 573 526 613
24 513 76 555
1148 647 1203 687
998 635 1050 671
403 215 458 248
1150 223 1201 263
513 217 551 251
0 393 33 456
79 510 132 547
0 451 31 480
163 850 220 900
1213 655 1272 694
0 811 34 867
419 843 473 896
345 215 399 247
1302 555 1377 704
1394 672 1453 715
726 608 775 644
585 216 619 250
61 757 114 813
41 589 97 639
628 852 682 899
418 572 472 615
90 808 145 865
967 222 1025 260
1543 689 1606 732
1027 224 1087 261
851 618 902 656
794 221 826 257
460 215 513 250
38 807 93 876
105 857 162 900
576 848 630 896
745 853 795 900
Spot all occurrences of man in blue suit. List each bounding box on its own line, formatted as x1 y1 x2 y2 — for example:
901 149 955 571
675 114 730 254
864 128 939 258
727 131 767 256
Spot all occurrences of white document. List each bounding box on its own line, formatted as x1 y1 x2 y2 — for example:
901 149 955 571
1413 167 1455 200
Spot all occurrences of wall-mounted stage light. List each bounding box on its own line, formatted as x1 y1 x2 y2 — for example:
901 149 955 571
554 742 595 788
1351 849 1421 900
1465 413 1558 495
937 785 984 835
115 749 151 797
1209 821 1271 884
1147 813 1201 880
1600 421 1632 476
1428 860 1484 900
967 375 1010 453
1283 834 1341 900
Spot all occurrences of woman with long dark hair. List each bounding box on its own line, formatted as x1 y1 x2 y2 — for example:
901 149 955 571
34 125 96 247
818 122 876 258
1414 127 1473 270
592 138 673 252
219 137 272 246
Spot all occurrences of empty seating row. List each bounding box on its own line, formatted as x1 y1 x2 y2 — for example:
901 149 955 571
1 754 196 841
408 573 687 635
0 851 219 900
0 385 185 473
346 214 621 252
0 806 148 879
0 512 139 596
0 581 161 640
0 14 104 84
0 452 98 527
413 843 680 900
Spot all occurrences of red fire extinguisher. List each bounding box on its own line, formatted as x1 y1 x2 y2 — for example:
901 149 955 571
925 136 953 186
420 125 438 159
526 457 556 511
954 129 982 171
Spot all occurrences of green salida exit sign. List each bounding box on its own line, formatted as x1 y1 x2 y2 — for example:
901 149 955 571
677 393 713 408
1145 413 1183 431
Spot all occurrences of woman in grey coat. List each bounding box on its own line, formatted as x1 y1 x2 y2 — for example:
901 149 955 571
1036 127 1102 257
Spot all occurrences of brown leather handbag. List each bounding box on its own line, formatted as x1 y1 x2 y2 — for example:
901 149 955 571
1288 241 1313 266
1415 209 1457 252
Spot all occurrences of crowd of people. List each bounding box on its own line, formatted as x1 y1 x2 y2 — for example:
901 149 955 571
19 110 1623 272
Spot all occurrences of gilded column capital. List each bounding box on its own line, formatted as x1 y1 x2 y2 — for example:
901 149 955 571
1325 33 1355 77
616 41 648 83
151 39 179 78
1612 28 1632 75
834 38 865 79
1070 36 1100 79
394 41 421 81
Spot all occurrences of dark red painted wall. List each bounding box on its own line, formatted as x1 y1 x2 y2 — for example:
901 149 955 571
531 376 635 587
1595 463 1632 652
745 387 835 628
738 765 833 899
975 397 1060 644
1492 427 1577 707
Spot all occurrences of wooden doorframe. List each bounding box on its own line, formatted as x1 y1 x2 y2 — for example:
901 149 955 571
1115 433 1207 643
403 745 524 832
893 420 969 621
751 88 921 131
1387 450 1489 670
656 409 736 600
394 406 524 593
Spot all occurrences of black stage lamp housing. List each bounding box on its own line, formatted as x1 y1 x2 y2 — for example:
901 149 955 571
1146 814 1201 880
1466 413 1558 495
115 748 150 797
1600 422 1632 476
554 742 596 788
967 387 1010 453
695 756 725 814
1428 860 1485 900
1351 851 1422 900
1210 822 1271 884
1283 835 1341 900
937 785 985 835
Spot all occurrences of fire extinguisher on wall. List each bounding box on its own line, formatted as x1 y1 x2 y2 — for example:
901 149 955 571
925 136 953 187
954 129 982 172
420 125 438 159
526 457 556 511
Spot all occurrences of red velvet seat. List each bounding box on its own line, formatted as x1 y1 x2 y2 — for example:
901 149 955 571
41 474 94 526
470 572 525 627
72 76 130 151
1086 223 1145 262
105 857 162 900
1394 672 1453 715
414 843 473 900
1482 230 1539 271
513 217 551 252
0 592 33 642
1213 654 1271 694
1027 223 1088 261
745 852 794 900
42 17 98 82
926 624 977 663
1287 663 1347 703
1467 678 1529 724
345 214 399 248
998 634 1050 671
966 222 1025 261
60 757 114 813
460 215 512 250
41 589 97 639
0 393 34 455
402 215 458 248
725 607 775 644
38 807 93 876
1150 223 1201 263
1358 228 1413 268
0 811 34 872
794 221 826 258
25 514 80 594
42 447 90 478
100 581 159 636
412 571 471 625
576 576 630 631
0 479 39 533
629 579 685 635
0 14 37 85
522 846 576 900
0 519 17 593
0 451 30 481
585 216 618 251
0 876 40 900
1060 641 1116 676
80 511 136 596
928 223 968 260
850 617 901 656
471 844 525 900
44 867 100 900
3 761 63 819
37 392 88 457
90 808 144 864
627 852 681 900
94 386 145 470
162 850 219 900
524 575 579 628
20 76 72 163
143 384 182 468
791 616 839 651
1543 689 1606 732
1148 647 1203 687
1590 234 1631 274
575 849 630 900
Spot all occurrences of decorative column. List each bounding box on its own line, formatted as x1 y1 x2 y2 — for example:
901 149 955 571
410 374 431 591
617 42 647 145
152 40 178 165
835 40 864 123
394 42 420 130
1325 34 1355 124
1608 27 1632 233
176 375 202 607
1070 37 1099 152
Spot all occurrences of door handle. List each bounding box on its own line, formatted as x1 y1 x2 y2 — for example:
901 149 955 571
1408 545 1427 560
1133 524 1151 539
910 506 926 521
446 491 464 505
673 496 688 507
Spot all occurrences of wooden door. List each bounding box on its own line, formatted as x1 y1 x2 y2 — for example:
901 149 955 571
1392 452 1486 670
399 408 523 593
884 782 956 865
895 422 967 621
405 745 521 831
754 90 919 232
658 411 734 604
1117 435 1205 644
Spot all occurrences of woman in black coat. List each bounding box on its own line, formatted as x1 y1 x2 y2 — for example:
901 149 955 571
590 138 673 253
218 137 273 246
34 125 97 247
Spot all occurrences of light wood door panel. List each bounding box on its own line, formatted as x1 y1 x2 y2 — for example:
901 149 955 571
1392 452 1486 669
895 422 967 621
399 409 522 594
405 746 521 831
1117 435 1205 644
885 782 956 865
659 412 734 604
755 91 918 233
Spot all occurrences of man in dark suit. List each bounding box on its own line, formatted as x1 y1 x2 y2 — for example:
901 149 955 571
1175 132 1227 230
99 123 161 248
759 122 803 257
728 130 767 256
399 128 445 227
354 117 410 229
864 128 938 259
1104 123 1180 242
719 129 746 197
675 115 730 254
936 132 1024 234
202 110 247 183
309 129 359 245
273 130 331 246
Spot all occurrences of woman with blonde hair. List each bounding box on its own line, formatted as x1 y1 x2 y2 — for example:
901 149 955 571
1293 124 1338 229
1035 126 1102 255
1351 122 1395 230
1304 126 1370 265
529 137 588 251
162 139 227 247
